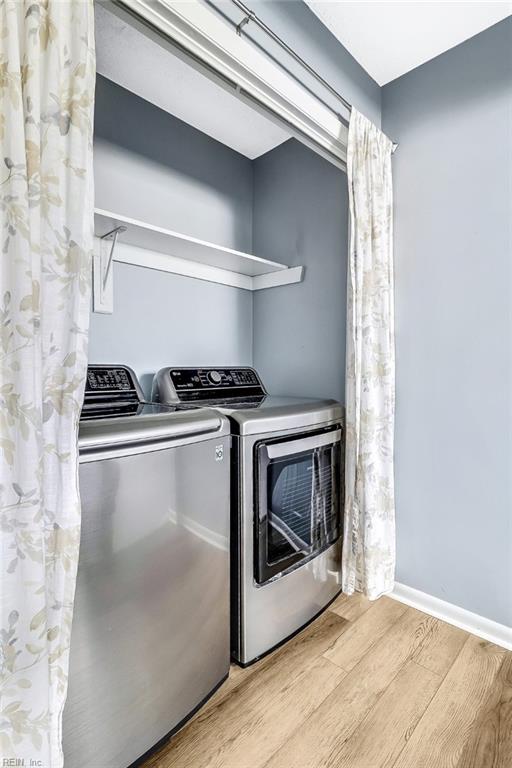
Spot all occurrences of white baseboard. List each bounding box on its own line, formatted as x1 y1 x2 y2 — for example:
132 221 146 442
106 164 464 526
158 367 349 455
390 582 512 651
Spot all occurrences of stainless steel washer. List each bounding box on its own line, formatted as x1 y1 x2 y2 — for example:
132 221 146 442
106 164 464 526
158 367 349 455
63 366 231 768
152 367 344 666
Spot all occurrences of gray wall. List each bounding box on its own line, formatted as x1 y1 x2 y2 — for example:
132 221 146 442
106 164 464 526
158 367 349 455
90 264 253 397
253 140 347 401
382 18 512 626
89 76 254 396
94 75 253 249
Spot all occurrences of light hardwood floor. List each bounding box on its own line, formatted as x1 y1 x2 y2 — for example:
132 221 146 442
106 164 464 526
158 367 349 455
141 594 512 768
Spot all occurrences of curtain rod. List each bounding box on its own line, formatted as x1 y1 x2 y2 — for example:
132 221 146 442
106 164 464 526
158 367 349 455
230 0 398 152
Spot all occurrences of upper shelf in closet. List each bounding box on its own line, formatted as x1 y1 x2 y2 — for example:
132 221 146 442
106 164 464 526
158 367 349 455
95 3 291 160
94 209 304 292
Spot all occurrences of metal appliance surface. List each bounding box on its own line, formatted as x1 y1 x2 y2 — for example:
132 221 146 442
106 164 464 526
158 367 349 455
63 365 231 768
153 366 343 666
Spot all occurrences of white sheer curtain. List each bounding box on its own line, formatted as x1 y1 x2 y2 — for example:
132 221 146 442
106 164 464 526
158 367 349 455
342 108 396 600
0 2 95 765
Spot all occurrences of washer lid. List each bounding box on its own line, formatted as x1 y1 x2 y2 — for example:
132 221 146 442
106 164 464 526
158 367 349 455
223 396 344 435
79 405 229 453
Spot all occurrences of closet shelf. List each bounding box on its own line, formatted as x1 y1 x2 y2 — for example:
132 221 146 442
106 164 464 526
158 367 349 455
94 209 304 291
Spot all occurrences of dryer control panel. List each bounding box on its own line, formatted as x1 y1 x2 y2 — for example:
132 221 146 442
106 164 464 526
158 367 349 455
154 367 266 403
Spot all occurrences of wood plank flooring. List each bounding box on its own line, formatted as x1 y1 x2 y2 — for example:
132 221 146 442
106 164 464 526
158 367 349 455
141 594 512 768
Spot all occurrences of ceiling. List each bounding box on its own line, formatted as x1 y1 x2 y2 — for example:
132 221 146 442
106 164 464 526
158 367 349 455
305 1 512 85
94 4 291 159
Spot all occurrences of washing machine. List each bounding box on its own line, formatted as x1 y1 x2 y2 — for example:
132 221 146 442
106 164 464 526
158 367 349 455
63 365 231 768
152 366 344 666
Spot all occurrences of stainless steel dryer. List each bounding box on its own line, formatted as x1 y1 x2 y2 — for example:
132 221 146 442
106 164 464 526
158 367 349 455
63 365 231 768
152 367 344 666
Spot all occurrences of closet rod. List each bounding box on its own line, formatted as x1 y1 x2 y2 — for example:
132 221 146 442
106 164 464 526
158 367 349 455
230 0 398 152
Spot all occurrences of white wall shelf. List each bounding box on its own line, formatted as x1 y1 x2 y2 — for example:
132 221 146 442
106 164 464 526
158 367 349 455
94 208 304 292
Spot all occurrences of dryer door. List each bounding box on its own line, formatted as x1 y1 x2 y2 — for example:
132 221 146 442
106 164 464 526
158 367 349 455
255 426 343 584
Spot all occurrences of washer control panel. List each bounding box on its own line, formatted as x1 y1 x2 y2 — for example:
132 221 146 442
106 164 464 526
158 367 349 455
166 367 265 402
84 365 142 405
86 367 134 392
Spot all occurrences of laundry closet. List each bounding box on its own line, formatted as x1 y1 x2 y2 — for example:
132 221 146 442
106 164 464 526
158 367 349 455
89 1 349 403
60 9 352 767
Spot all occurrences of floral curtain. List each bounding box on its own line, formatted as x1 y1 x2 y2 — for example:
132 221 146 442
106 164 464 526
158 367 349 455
342 108 395 600
0 2 95 766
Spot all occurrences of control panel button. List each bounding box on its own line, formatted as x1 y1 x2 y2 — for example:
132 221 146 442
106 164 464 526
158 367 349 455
208 370 222 385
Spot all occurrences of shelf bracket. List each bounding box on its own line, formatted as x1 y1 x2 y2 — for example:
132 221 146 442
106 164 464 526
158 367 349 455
93 225 126 314
101 225 127 288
